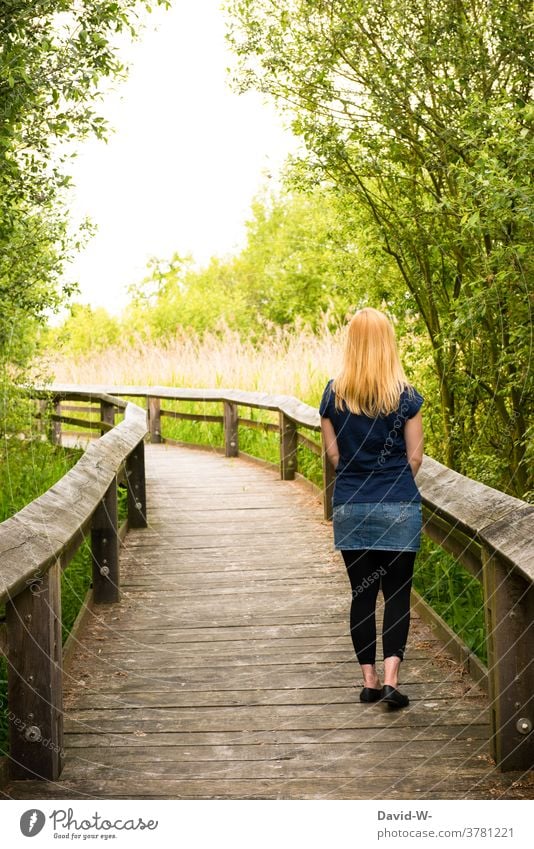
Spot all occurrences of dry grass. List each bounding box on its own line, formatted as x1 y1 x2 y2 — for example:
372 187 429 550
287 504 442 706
45 322 345 405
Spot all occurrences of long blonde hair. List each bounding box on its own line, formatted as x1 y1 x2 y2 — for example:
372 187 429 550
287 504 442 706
333 308 414 416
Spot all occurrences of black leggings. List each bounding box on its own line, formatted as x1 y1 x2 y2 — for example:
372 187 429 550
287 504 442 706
341 549 416 665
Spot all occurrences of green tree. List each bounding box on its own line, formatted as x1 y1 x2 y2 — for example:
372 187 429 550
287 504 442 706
0 0 170 377
52 304 121 356
226 0 533 496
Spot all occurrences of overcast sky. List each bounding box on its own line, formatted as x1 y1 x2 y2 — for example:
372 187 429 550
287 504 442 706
64 0 299 314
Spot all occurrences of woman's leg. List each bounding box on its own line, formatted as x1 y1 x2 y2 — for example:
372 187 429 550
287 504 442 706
379 550 416 686
341 549 382 685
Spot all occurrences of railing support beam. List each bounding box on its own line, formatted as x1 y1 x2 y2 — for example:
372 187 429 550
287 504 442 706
223 401 238 457
100 400 115 437
6 562 64 780
148 396 162 444
279 413 298 480
126 441 147 529
321 434 335 521
482 546 534 771
91 476 120 603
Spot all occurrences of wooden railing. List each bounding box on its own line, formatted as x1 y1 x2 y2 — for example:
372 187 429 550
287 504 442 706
1 383 533 778
0 391 147 781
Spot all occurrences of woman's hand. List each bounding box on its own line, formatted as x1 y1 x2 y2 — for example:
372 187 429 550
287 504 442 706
404 411 424 477
321 416 340 469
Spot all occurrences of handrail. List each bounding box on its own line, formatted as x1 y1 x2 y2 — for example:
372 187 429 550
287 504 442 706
0 391 148 781
1 383 532 777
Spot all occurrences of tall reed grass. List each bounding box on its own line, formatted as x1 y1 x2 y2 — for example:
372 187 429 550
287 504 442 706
45 321 344 404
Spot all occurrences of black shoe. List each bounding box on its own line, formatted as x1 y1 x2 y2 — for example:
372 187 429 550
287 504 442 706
381 685 409 708
360 687 382 703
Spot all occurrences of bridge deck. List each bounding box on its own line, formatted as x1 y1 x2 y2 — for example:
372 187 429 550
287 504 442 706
3 444 531 800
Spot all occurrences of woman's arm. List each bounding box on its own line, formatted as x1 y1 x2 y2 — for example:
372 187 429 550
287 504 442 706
404 411 424 477
321 416 340 469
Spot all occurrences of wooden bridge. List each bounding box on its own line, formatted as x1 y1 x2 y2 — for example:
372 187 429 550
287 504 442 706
0 386 533 800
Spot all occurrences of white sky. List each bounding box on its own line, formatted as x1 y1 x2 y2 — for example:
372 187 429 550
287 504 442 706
64 0 299 315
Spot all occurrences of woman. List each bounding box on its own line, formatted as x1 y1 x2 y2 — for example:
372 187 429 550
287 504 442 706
320 307 424 709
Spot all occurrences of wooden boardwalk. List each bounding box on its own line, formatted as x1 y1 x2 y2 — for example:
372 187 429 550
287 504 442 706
2 444 532 800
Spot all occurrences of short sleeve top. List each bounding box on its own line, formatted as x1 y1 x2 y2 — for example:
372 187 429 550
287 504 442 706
319 380 424 505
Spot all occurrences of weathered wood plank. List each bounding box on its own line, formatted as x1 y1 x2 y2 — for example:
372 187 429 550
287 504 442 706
5 775 526 800
6 562 64 780
62 724 491 748
66 682 485 710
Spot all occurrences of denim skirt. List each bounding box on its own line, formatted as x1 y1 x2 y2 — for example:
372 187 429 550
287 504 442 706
332 501 422 551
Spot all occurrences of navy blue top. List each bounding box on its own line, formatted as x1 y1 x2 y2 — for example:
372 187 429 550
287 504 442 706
319 380 424 505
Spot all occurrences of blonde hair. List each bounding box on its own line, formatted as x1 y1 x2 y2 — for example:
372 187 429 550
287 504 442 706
333 307 413 416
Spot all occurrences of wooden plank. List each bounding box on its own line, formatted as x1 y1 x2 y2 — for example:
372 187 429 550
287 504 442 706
297 432 322 455
0 622 7 657
237 417 279 434
62 724 491 748
100 399 115 436
6 562 64 780
482 547 534 770
57 737 492 764
126 439 147 529
66 681 485 710
62 703 489 734
58 753 496 781
279 411 298 480
91 477 120 604
147 396 162 443
322 432 335 520
223 400 238 457
160 409 223 424
5 774 525 800
46 414 114 432
66 657 475 691
60 405 101 414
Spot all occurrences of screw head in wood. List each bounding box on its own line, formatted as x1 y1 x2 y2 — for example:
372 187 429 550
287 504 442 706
24 725 42 743
100 566 110 576
516 717 532 735
135 501 142 510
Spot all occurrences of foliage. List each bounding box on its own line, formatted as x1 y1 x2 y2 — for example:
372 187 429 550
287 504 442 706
52 304 122 356
225 0 534 497
51 184 417 340
0 0 170 372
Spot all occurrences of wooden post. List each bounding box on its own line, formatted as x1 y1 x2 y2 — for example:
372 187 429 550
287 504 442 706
223 401 238 457
482 546 534 770
38 400 47 438
148 396 162 444
91 476 120 603
49 399 62 446
100 400 115 436
279 412 298 480
126 440 147 529
6 562 64 780
321 433 335 521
